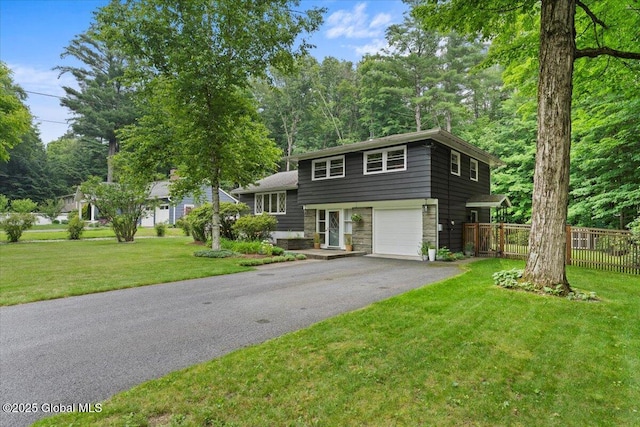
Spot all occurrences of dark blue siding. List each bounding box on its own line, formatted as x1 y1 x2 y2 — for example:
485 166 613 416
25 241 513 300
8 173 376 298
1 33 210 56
238 190 304 232
430 142 491 251
297 142 431 205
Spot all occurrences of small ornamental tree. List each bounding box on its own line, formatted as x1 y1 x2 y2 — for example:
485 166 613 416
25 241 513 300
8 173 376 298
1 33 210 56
80 176 152 242
232 214 277 241
39 198 64 222
0 198 37 242
184 202 250 243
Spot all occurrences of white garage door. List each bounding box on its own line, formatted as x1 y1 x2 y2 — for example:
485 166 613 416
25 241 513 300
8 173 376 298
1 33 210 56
373 208 422 256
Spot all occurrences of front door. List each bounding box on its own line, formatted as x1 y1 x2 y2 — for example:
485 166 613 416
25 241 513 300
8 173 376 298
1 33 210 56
328 210 340 247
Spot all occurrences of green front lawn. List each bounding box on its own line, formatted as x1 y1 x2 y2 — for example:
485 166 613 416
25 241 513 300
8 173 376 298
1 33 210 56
0 237 249 306
0 225 184 241
35 259 640 426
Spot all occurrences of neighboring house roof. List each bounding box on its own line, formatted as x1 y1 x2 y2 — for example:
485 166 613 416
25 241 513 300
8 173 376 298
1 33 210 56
287 128 504 168
149 180 238 203
232 170 299 195
466 194 512 208
76 181 238 204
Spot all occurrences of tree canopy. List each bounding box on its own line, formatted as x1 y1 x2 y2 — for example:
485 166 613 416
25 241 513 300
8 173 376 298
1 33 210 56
415 0 640 292
57 28 138 182
93 0 324 249
0 62 32 162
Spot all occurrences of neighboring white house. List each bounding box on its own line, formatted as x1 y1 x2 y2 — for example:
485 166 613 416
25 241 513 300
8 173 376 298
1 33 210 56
139 181 238 227
73 181 238 226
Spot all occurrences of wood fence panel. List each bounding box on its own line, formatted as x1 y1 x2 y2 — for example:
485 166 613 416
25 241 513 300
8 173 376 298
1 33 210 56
462 223 639 275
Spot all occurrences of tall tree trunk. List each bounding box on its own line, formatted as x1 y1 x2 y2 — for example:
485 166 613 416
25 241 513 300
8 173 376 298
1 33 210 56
414 102 422 132
523 0 575 294
210 162 221 251
107 137 118 183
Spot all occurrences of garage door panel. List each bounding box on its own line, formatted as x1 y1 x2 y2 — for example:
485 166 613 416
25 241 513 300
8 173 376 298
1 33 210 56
374 209 422 256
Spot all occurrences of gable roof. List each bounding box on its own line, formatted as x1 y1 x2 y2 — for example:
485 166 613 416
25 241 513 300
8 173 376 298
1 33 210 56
466 194 512 208
148 181 239 203
232 170 298 195
287 128 504 167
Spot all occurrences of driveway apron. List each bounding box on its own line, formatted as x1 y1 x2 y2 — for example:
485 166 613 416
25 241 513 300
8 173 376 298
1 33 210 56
0 257 459 426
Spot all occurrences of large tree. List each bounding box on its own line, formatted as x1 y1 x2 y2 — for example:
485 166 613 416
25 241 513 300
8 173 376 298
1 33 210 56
57 28 138 182
0 62 32 162
416 0 640 293
0 128 53 203
95 0 324 250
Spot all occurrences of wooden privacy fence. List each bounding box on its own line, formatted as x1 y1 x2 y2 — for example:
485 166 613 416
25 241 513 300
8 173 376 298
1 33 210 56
463 223 640 275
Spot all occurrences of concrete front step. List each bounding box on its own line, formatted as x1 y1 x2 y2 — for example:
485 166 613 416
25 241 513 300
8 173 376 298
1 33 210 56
289 249 367 260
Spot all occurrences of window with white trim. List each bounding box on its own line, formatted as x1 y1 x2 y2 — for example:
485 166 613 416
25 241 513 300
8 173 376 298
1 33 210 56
451 150 461 176
470 159 478 181
364 146 407 174
312 156 345 180
255 192 286 214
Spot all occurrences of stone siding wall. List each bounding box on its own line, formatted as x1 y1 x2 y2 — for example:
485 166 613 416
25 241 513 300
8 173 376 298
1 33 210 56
422 204 438 248
304 208 316 238
351 207 372 254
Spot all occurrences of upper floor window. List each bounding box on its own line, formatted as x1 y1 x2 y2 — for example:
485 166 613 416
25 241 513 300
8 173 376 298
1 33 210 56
470 159 478 181
451 150 461 176
312 156 345 180
255 192 286 215
364 146 407 175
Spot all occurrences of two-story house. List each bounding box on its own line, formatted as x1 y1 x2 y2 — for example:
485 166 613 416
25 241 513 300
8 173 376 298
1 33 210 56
234 128 509 256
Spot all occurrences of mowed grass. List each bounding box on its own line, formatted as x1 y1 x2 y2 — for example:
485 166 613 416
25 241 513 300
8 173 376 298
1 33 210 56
35 259 640 427
0 225 184 241
0 237 250 306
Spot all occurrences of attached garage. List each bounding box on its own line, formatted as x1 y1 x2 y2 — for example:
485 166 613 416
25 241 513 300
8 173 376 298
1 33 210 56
373 208 422 256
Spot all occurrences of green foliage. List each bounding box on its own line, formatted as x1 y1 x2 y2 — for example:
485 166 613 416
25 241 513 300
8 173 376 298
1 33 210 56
0 195 8 212
175 216 190 236
492 269 523 288
232 214 277 241
596 235 631 256
46 136 108 194
0 129 54 203
418 241 436 256
193 249 235 259
493 269 598 301
184 204 212 243
0 62 32 161
220 202 250 240
56 28 138 182
154 222 167 237
39 199 64 221
260 240 274 256
67 215 85 240
95 0 323 249
0 212 36 242
436 247 465 262
10 198 37 213
237 254 300 266
221 239 262 255
80 176 151 242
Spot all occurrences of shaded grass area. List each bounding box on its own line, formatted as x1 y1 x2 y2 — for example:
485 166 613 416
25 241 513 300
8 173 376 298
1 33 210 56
35 259 640 426
0 237 249 306
0 226 183 241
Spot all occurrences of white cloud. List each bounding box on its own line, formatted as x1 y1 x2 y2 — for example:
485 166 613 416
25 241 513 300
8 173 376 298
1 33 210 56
7 63 75 143
353 38 390 56
8 63 75 95
326 2 392 39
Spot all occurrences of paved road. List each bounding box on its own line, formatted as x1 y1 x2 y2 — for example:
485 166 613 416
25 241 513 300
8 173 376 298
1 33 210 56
0 257 459 426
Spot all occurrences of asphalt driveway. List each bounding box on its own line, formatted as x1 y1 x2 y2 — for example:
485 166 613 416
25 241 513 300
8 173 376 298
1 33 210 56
0 257 460 426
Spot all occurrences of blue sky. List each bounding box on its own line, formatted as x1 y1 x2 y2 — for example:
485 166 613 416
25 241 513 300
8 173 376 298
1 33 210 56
0 0 408 144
